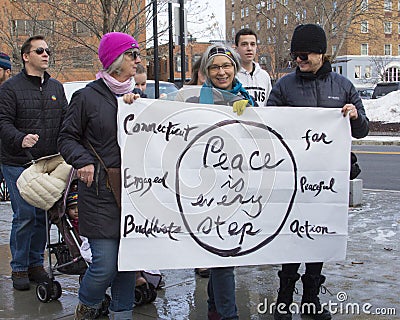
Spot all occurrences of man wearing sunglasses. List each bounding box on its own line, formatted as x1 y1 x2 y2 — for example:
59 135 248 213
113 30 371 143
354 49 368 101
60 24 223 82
0 35 68 291
268 24 369 320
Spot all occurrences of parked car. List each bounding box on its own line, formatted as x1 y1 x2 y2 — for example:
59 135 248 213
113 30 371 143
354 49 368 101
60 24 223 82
357 88 374 100
63 80 91 103
63 80 179 103
144 80 179 99
371 82 400 99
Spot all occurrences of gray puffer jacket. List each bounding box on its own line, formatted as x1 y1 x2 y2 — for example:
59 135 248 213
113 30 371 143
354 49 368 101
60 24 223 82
267 61 369 139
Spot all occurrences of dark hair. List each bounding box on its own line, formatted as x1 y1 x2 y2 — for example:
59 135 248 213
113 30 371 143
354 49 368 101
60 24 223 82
186 56 203 85
20 35 46 66
323 55 332 63
235 28 258 46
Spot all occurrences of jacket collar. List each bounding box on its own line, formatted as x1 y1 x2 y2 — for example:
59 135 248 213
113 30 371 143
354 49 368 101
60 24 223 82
22 68 51 85
88 78 117 106
239 61 258 75
296 60 332 80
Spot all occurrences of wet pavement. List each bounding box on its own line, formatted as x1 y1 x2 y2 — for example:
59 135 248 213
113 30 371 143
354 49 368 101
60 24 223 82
0 136 399 320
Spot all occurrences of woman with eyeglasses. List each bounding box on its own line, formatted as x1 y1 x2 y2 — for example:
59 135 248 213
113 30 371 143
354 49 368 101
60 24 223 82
267 24 369 320
179 45 256 109
58 32 141 320
190 44 255 320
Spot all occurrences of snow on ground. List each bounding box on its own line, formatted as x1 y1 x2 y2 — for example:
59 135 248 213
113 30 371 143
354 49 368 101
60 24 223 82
362 90 400 123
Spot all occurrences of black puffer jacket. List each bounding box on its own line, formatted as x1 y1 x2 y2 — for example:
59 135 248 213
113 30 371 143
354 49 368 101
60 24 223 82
0 70 68 166
267 61 369 138
58 79 121 239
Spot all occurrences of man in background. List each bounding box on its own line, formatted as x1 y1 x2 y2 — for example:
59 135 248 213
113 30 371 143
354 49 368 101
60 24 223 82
0 52 12 197
234 28 272 106
0 35 68 291
0 52 12 85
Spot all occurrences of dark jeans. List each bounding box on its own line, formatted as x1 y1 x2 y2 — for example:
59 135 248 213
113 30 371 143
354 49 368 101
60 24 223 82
79 238 136 319
207 266 238 319
2 164 46 272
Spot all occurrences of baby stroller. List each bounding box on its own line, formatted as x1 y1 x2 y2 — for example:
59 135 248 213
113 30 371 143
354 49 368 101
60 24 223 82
37 168 161 306
36 168 87 302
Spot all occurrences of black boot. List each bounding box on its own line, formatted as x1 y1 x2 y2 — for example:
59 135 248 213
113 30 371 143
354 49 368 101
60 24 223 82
28 266 50 283
301 274 332 320
274 271 300 320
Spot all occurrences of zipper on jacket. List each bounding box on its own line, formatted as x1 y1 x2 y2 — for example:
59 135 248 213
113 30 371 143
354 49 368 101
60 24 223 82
40 85 46 155
316 81 320 107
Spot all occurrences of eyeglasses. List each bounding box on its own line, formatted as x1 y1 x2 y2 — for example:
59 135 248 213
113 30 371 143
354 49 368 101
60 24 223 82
208 63 234 72
29 47 51 56
125 50 140 60
290 52 310 61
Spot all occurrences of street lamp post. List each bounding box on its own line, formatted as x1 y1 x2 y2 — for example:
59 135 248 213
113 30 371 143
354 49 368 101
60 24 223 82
168 3 174 83
179 0 185 88
153 0 159 98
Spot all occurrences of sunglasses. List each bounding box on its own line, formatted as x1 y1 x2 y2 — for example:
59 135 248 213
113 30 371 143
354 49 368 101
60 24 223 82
29 47 51 56
125 50 140 60
290 52 310 61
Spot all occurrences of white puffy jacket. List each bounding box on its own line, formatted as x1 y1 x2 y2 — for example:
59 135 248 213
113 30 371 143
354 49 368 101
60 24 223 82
16 155 72 210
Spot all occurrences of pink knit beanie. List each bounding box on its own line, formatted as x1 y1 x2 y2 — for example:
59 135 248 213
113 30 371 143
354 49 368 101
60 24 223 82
98 32 139 69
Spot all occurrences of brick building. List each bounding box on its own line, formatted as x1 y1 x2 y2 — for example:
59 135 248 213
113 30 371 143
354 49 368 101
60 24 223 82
146 41 212 84
225 0 400 88
0 0 146 83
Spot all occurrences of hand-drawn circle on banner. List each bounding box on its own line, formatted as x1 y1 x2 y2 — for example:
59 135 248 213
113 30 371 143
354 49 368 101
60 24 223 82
175 120 297 257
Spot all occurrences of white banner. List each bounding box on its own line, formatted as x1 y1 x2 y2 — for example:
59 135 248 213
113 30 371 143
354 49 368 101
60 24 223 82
117 98 352 270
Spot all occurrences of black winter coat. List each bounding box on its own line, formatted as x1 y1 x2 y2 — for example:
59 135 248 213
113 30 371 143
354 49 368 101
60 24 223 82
58 79 121 239
0 70 68 166
267 62 369 139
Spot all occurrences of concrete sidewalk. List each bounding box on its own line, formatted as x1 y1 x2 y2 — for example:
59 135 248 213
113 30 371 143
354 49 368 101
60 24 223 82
0 187 398 319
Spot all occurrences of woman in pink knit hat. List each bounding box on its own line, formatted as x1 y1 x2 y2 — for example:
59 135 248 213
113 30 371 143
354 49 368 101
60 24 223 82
58 32 141 320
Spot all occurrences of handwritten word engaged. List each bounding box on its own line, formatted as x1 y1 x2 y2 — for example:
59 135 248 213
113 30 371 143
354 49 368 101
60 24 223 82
300 176 337 196
124 169 168 196
203 136 284 173
123 114 198 142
